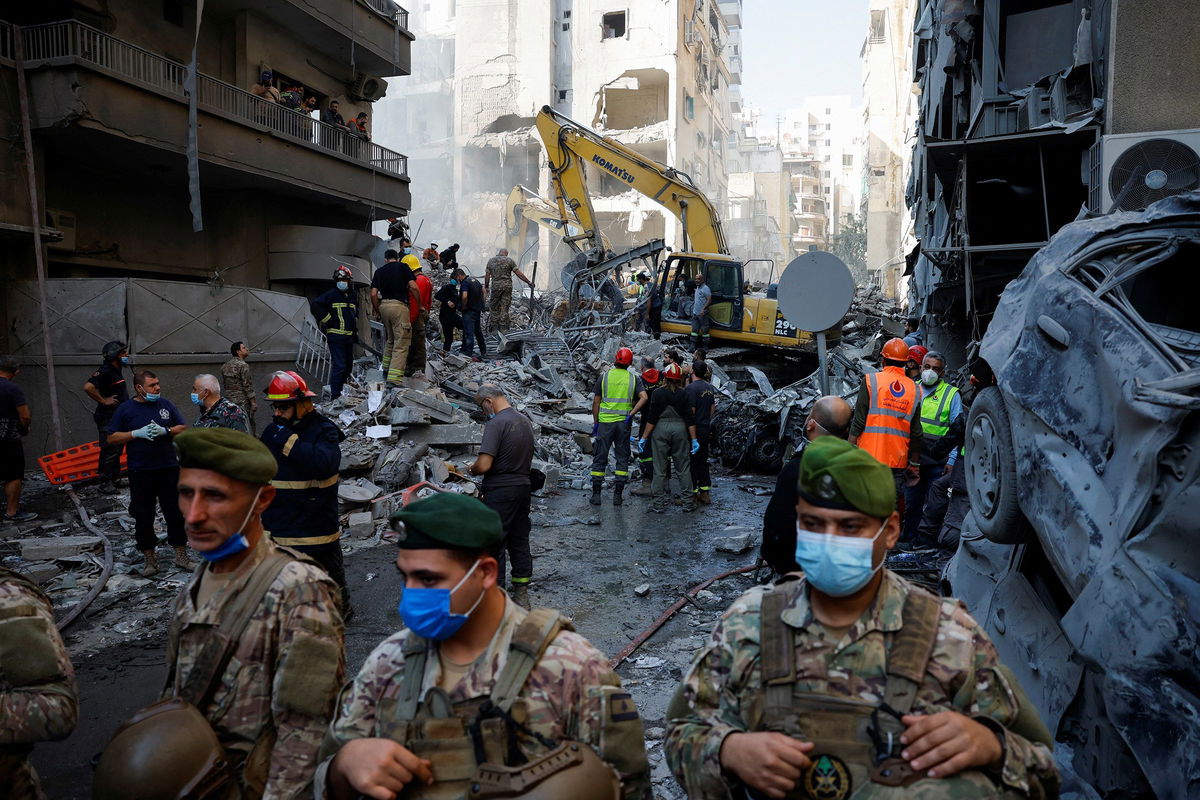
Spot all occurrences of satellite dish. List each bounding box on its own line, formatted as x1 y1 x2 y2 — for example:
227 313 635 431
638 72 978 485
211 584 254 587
776 251 855 331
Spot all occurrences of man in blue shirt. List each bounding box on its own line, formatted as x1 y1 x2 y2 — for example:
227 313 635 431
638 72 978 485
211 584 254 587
903 350 963 545
106 370 190 576
690 273 712 351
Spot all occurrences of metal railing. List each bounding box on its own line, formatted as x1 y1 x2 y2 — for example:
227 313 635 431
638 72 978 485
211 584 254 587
7 19 407 178
361 0 410 30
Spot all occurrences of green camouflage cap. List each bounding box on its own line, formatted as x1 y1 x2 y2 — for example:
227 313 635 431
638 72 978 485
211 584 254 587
390 492 503 550
798 436 896 519
174 427 278 484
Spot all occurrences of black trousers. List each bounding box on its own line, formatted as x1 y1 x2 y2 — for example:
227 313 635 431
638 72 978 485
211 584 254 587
648 305 662 339
440 312 462 352
902 464 943 541
690 426 712 492
128 467 186 551
327 335 354 400
483 483 532 585
96 419 124 482
918 460 968 549
287 540 351 611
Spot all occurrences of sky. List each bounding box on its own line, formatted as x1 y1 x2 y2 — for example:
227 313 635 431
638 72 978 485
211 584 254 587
740 0 870 121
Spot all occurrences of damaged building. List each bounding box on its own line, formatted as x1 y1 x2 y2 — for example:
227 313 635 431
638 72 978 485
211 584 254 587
375 0 740 284
0 0 413 455
907 0 1200 363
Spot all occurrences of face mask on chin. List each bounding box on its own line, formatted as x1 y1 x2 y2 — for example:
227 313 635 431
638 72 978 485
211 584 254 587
398 559 486 640
793 520 887 597
199 487 263 563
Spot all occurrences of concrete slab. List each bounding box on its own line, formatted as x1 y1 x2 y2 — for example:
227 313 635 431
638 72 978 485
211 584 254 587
396 390 456 423
20 536 103 561
406 423 484 447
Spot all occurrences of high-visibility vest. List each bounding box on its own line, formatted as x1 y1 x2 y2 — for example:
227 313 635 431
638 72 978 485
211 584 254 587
598 368 635 423
919 381 959 441
858 366 918 468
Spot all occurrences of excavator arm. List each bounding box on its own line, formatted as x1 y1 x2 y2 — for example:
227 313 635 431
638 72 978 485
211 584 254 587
504 184 601 259
535 105 730 256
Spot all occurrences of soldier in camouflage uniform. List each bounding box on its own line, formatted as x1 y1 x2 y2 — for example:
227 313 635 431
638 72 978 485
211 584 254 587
666 436 1059 800
168 428 345 799
315 492 650 800
0 565 79 800
484 248 533 332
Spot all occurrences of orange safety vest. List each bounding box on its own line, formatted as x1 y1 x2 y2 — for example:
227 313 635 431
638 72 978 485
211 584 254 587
858 366 918 468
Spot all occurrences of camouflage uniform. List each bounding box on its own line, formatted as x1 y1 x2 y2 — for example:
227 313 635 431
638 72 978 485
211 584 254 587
315 595 650 799
665 571 1059 799
221 356 256 435
167 535 345 800
0 567 79 800
486 254 518 331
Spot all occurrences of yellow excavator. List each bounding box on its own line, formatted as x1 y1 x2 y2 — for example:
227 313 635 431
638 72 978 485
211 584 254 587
535 105 812 349
503 184 590 261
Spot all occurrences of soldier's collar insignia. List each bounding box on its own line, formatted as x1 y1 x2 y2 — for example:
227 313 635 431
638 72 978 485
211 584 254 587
802 753 851 800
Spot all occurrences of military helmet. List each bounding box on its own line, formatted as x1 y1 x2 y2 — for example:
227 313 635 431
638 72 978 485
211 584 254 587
468 741 619 800
93 698 233 800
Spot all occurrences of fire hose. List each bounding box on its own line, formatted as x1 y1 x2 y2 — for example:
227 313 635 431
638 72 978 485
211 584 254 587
609 563 760 669
57 485 115 631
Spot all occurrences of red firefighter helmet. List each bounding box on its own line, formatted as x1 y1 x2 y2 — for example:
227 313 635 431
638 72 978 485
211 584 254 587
641 368 661 385
907 345 929 364
663 363 683 381
615 347 634 367
881 338 909 361
333 265 354 282
265 370 317 401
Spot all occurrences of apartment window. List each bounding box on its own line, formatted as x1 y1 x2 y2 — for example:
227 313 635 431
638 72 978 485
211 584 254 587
843 154 854 166
825 123 831 131
564 10 571 17
824 187 831 194
823 155 830 162
562 22 570 30
823 170 830 178
825 107 831 114
558 89 568 101
684 93 695 121
870 9 887 43
602 11 627 39
825 139 831 146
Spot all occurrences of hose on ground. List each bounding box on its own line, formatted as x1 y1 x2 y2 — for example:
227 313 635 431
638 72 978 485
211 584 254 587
610 563 759 669
56 485 115 631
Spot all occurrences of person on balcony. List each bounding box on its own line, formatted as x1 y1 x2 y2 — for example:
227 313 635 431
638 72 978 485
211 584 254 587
351 112 370 141
250 69 280 103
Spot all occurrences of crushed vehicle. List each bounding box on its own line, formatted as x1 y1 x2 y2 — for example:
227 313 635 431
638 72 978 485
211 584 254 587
950 191 1200 797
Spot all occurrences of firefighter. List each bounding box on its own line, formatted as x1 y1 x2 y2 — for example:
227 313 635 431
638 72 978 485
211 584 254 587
259 370 353 619
310 266 358 400
589 347 647 507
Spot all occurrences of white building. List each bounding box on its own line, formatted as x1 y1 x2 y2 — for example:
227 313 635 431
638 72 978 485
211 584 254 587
372 0 736 287
778 96 863 241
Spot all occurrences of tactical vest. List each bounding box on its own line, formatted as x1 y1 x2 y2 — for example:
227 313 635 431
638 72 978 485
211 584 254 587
919 382 958 442
857 368 918 469
752 582 1020 800
599 369 635 423
380 608 619 800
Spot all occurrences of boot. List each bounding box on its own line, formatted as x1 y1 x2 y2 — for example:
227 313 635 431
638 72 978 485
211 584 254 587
698 490 712 505
613 483 625 506
141 550 159 578
631 479 653 497
510 583 531 610
682 496 698 513
174 545 197 570
588 480 602 506
649 496 668 514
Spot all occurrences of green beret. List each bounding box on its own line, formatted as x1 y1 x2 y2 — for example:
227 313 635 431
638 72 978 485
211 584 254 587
798 436 896 519
390 493 503 550
174 428 278 484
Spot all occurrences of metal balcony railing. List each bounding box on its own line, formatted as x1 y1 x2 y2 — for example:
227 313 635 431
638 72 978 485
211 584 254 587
360 0 410 30
4 19 407 178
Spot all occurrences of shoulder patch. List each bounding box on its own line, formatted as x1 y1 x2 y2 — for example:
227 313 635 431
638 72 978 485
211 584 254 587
609 691 639 722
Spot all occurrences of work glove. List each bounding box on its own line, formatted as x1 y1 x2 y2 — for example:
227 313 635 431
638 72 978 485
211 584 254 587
637 438 647 454
629 434 639 445
131 423 157 440
149 422 169 439
591 422 599 438
691 438 700 455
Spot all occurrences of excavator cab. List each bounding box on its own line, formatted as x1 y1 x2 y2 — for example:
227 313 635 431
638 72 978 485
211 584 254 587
660 254 745 334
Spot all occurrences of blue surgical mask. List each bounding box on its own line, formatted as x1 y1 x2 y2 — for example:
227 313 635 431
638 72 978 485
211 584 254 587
336 281 350 291
200 488 262 563
398 559 485 640
450 279 459 286
190 392 203 406
143 393 160 402
120 356 130 365
794 521 886 597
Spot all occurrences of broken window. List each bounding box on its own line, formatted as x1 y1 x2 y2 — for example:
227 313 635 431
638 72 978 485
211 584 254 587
869 9 887 43
602 11 627 40
999 0 1074 91
1105 240 1200 364
684 93 695 122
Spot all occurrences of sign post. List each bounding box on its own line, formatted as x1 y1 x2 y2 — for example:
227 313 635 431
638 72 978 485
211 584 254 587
775 252 856 396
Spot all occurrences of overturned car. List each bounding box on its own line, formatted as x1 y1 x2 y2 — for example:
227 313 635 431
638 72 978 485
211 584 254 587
950 193 1200 796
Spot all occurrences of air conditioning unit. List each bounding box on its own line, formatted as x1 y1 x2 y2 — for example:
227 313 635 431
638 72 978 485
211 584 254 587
1096 129 1200 213
349 73 388 102
45 208 76 251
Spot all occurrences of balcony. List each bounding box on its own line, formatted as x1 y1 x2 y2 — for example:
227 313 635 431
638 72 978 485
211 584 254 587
3 20 410 215
720 1 743 29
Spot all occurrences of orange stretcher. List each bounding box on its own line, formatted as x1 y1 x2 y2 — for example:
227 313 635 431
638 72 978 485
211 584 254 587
38 441 127 485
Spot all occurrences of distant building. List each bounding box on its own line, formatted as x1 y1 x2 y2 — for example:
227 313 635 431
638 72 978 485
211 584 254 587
374 0 737 285
861 0 916 298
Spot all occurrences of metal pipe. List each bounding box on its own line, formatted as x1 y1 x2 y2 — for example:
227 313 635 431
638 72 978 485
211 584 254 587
609 563 757 668
14 25 65 453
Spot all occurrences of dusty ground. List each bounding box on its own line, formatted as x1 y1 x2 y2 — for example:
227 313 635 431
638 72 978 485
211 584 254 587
26 467 771 799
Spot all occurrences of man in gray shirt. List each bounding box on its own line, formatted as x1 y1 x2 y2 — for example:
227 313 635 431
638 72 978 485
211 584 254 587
469 384 535 608
691 272 712 350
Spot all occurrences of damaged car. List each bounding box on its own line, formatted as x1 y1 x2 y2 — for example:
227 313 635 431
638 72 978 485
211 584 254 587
950 192 1200 797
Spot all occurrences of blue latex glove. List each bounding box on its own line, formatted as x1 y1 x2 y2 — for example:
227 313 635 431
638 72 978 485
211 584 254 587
131 424 156 441
591 422 599 437
629 434 639 445
691 438 700 455
637 438 647 453
147 422 168 440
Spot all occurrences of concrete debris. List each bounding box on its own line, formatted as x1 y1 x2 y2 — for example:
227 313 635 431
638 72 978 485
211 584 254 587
634 583 651 597
338 479 383 504
714 533 756 554
20 536 103 561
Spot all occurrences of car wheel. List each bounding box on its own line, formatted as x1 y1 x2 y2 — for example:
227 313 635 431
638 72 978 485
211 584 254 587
965 387 1032 544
